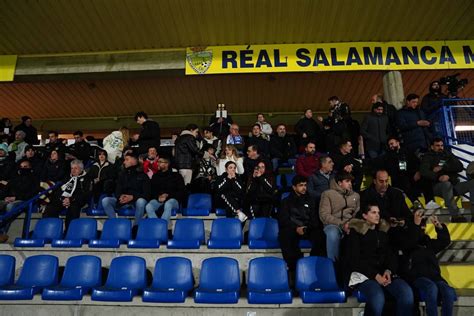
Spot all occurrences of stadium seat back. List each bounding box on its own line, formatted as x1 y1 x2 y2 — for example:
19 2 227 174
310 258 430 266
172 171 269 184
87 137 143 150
0 255 15 286
173 219 205 243
17 255 59 287
188 193 212 210
152 257 193 290
105 256 146 289
247 257 289 291
136 218 168 243
61 255 102 288
199 257 240 291
296 256 339 291
101 218 131 241
209 218 242 241
31 218 63 240
64 218 97 240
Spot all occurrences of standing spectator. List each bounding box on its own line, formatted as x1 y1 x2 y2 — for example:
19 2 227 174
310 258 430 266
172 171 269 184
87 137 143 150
87 149 116 205
295 141 320 178
174 124 202 185
24 145 44 176
0 143 15 188
215 161 247 222
225 124 245 155
135 111 161 154
330 139 363 192
270 124 297 172
245 161 274 218
102 152 150 226
324 96 354 150
143 146 160 179
256 113 272 139
371 94 398 135
44 131 66 155
420 138 472 222
13 116 39 145
360 102 389 159
397 94 432 153
217 144 244 176
277 175 326 273
295 109 324 150
43 160 91 229
41 150 67 183
68 131 92 163
243 145 270 179
247 124 270 158
421 81 447 118
307 155 334 204
343 205 414 316
102 127 129 163
319 172 360 261
209 106 233 139
201 127 222 157
0 118 14 143
146 156 185 223
8 130 28 162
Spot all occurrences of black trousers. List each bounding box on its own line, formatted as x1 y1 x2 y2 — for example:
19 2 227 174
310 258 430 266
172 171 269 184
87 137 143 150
43 197 84 230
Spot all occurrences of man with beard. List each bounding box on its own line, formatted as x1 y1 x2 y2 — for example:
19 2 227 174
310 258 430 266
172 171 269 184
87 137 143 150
330 139 363 192
421 81 447 118
360 102 390 159
270 124 297 172
44 131 66 155
246 124 270 158
370 94 398 135
295 141 320 178
294 109 324 151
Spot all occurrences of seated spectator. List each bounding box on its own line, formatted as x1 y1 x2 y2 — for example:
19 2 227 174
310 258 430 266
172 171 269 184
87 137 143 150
244 160 274 218
0 143 15 189
174 124 202 185
277 175 326 274
295 141 320 178
68 131 92 163
8 130 28 162
201 127 222 157
143 146 160 179
217 144 244 176
307 155 334 203
247 124 270 157
360 102 389 159
13 116 39 145
87 149 116 205
135 111 160 154
400 212 455 316
343 205 414 316
397 94 432 153
256 113 272 139
44 131 66 155
319 172 360 261
0 118 14 143
146 156 185 223
330 139 363 192
215 161 247 222
225 124 245 155
420 137 472 222
243 145 270 179
295 109 324 151
43 160 91 229
269 123 297 172
41 149 67 183
102 152 151 226
103 127 129 163
24 145 44 176
191 144 217 193
209 106 233 139
371 94 398 136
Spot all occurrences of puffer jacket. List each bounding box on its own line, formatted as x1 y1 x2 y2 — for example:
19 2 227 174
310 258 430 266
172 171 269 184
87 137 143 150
174 130 202 169
319 178 360 226
420 149 464 185
360 113 389 153
396 107 432 151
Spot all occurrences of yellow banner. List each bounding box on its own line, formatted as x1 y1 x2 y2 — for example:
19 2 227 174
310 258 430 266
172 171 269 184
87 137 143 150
0 55 17 81
186 41 474 75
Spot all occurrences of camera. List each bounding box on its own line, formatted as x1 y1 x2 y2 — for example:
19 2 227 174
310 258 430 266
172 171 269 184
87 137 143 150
439 73 468 97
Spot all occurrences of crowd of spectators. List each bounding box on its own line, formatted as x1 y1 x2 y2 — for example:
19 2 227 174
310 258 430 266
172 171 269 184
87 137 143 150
0 85 473 315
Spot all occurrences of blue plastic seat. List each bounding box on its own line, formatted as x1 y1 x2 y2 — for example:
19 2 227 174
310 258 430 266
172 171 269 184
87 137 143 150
86 194 107 216
181 193 212 216
215 208 226 216
248 218 280 249
51 218 97 248
167 218 205 249
247 257 292 304
142 257 193 303
128 218 168 248
42 255 102 300
296 256 346 303
281 192 290 200
89 218 131 248
299 239 312 249
195 257 240 304
116 205 135 217
0 255 15 287
276 173 296 190
207 218 242 249
0 255 58 300
14 218 63 247
91 256 146 302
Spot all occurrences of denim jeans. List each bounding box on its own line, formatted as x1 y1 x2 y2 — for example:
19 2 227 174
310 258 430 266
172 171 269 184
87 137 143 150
414 277 456 316
102 196 147 225
358 278 414 316
324 224 343 261
145 198 179 223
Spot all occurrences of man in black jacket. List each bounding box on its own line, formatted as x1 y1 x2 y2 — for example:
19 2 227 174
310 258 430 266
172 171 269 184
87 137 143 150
44 131 66 155
0 143 15 190
360 102 389 159
420 81 447 117
68 131 92 163
13 116 39 145
43 159 91 229
174 124 202 185
330 139 363 192
135 111 161 154
102 152 151 225
145 156 185 223
277 175 326 272
270 124 297 172
246 124 270 158
294 109 324 151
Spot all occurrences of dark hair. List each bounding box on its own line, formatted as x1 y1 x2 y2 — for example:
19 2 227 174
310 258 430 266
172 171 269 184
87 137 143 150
387 135 400 143
203 126 212 133
361 203 379 215
292 175 307 186
335 172 354 183
328 96 339 102
252 124 261 129
97 149 108 157
431 137 444 145
225 161 237 169
275 123 286 129
372 102 384 111
21 116 31 122
373 169 389 179
338 138 351 148
125 151 138 159
248 144 259 154
48 131 59 137
73 131 83 137
406 93 419 102
185 123 199 131
134 111 148 121
304 108 312 114
319 154 331 165
257 113 264 117
24 145 35 152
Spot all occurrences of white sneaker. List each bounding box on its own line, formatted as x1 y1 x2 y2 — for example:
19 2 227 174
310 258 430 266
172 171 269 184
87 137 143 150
237 212 248 222
425 200 441 210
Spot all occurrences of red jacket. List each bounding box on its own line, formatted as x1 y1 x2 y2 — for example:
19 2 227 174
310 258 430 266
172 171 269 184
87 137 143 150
143 158 159 178
296 154 320 178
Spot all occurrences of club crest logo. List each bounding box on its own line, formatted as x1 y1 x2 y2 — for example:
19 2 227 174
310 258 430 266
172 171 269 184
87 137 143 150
187 48 213 74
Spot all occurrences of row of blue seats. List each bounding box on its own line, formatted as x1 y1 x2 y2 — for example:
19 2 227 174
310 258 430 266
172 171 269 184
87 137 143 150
0 254 343 304
15 217 312 249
